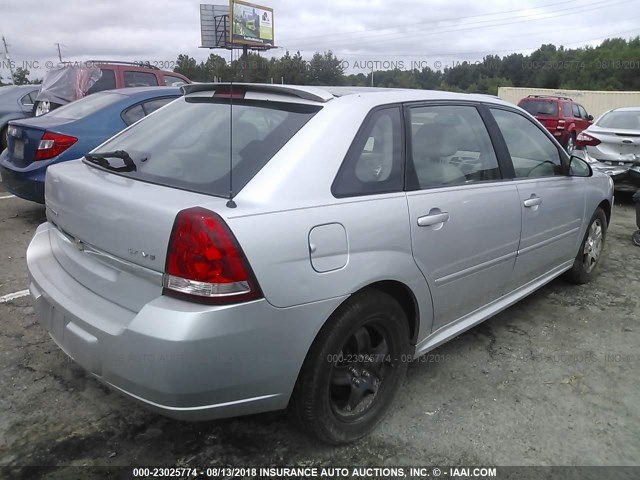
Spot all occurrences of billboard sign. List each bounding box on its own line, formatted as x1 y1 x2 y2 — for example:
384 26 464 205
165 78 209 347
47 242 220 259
229 0 274 47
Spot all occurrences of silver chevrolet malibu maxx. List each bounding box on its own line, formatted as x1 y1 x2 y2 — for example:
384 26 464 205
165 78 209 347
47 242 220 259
27 84 613 444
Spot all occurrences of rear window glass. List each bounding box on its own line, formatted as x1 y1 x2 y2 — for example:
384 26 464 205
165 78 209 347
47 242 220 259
88 96 321 197
596 111 640 130
46 92 123 120
518 99 558 117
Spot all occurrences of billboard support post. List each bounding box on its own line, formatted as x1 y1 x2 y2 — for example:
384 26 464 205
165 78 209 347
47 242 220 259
200 2 276 83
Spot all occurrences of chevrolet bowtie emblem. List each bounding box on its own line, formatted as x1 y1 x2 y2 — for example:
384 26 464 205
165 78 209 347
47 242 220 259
74 238 85 252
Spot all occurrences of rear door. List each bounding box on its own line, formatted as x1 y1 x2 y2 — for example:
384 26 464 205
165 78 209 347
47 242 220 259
489 107 585 291
405 103 521 331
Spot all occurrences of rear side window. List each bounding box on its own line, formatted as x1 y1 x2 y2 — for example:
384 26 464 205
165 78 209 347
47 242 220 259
332 107 403 197
124 71 159 87
164 75 187 87
87 69 116 94
46 92 123 120
89 97 320 197
518 99 558 117
122 97 177 126
562 102 572 117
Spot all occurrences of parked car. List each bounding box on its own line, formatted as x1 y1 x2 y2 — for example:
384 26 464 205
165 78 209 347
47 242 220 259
517 95 593 154
33 61 190 116
0 85 40 150
0 87 181 203
26 84 613 444
576 107 640 192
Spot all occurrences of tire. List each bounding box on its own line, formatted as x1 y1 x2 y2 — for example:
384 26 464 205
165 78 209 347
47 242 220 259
565 208 607 284
633 230 640 247
566 133 576 154
289 289 411 445
0 125 7 151
32 100 62 117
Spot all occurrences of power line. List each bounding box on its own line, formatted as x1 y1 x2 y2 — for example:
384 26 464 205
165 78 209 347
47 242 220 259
335 28 640 59
284 0 634 51
283 0 583 43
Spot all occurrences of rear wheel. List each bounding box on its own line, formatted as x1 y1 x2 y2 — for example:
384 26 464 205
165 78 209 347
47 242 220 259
565 208 607 284
633 230 640 247
290 289 411 444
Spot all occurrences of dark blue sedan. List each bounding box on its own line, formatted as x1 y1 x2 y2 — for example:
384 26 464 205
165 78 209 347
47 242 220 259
0 86 181 203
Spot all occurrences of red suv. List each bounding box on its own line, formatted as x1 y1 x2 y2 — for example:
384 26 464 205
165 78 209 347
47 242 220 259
33 61 191 116
517 95 593 154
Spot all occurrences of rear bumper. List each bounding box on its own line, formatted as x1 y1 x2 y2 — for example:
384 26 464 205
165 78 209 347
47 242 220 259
27 222 345 420
0 164 45 203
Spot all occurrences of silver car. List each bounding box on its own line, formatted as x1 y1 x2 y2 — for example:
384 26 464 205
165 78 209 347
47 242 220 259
577 107 640 192
26 84 613 444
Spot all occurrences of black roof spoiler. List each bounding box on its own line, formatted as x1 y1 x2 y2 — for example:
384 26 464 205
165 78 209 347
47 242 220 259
181 83 334 103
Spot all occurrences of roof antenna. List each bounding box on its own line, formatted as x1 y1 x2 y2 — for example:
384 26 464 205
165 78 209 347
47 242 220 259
226 46 237 209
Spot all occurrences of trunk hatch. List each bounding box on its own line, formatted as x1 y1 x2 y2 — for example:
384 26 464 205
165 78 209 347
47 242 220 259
45 161 230 312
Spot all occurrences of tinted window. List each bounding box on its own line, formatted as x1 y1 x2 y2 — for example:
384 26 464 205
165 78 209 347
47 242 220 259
408 105 500 189
572 103 581 117
46 92 124 120
87 69 116 94
164 75 187 87
90 97 320 197
332 107 403 197
124 71 158 87
518 99 558 116
596 110 640 129
142 97 176 115
491 108 563 178
562 102 572 117
578 105 588 119
20 93 34 105
123 98 177 126
122 104 145 125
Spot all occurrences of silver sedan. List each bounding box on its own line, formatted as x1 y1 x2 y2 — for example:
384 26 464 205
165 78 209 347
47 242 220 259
26 84 614 444
577 107 640 192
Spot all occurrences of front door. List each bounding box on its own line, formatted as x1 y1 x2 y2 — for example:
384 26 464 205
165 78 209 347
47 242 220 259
489 107 586 291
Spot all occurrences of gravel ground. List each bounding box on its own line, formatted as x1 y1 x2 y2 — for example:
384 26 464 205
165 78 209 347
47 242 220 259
0 182 639 478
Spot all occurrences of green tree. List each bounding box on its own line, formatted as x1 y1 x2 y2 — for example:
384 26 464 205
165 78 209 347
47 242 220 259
307 51 344 85
13 67 30 85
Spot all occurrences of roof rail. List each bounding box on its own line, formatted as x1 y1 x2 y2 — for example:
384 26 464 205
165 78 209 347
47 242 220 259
84 60 160 70
527 94 573 101
181 83 334 103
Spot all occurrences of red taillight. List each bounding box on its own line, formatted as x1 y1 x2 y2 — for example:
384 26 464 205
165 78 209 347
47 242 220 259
34 132 78 160
557 119 566 130
163 207 261 304
576 132 601 147
213 86 246 99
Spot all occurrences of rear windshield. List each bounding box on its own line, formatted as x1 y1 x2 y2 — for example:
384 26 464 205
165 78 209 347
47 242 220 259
87 96 321 197
596 111 640 130
518 99 558 117
46 92 124 119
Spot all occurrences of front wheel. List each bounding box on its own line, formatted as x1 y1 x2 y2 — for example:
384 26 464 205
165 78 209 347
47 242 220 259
32 100 62 117
565 208 607 284
289 289 411 444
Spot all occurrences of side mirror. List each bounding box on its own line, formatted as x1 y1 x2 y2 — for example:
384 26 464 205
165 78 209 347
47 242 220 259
569 155 592 177
587 114 594 121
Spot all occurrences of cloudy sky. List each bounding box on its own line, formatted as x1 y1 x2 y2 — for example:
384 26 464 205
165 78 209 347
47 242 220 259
1 0 639 80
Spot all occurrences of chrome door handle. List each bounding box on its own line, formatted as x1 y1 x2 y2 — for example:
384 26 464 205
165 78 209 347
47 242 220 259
523 196 542 208
417 212 450 227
